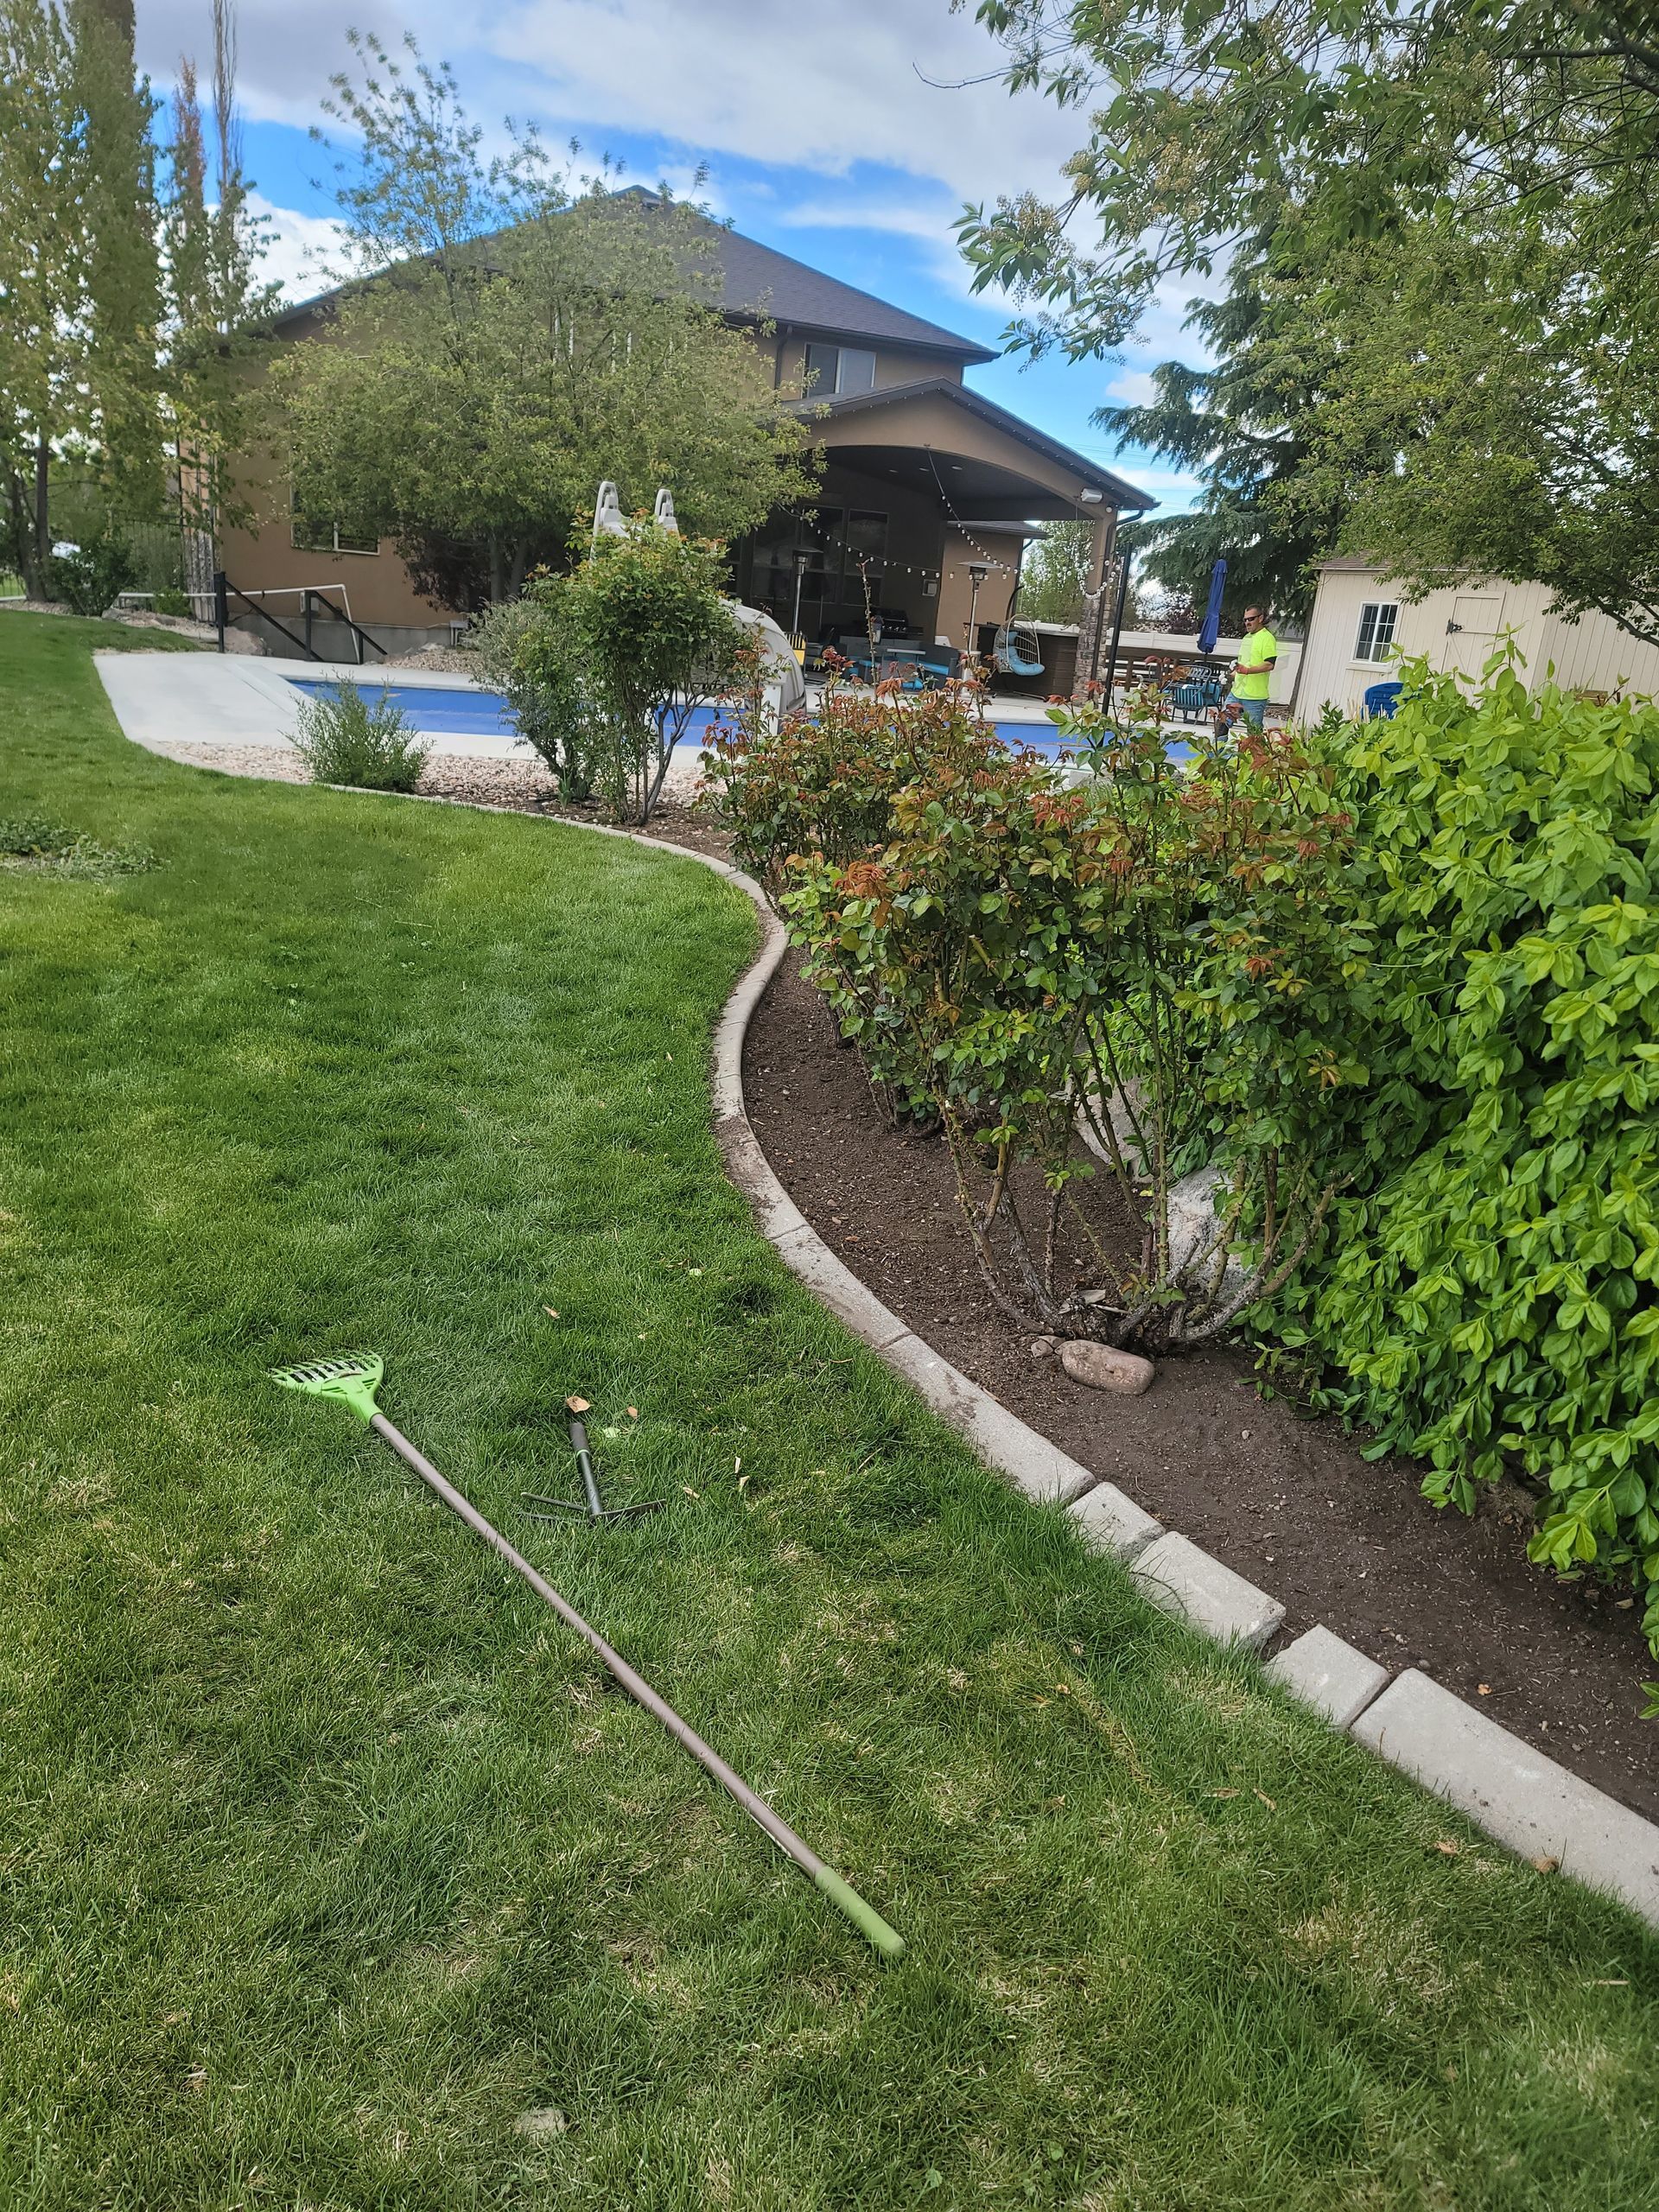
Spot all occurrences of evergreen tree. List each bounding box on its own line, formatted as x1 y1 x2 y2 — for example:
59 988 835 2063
1099 276 1337 625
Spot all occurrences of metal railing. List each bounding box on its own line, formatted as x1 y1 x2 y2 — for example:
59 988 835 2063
212 573 386 663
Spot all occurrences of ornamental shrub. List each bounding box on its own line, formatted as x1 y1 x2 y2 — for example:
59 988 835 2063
291 683 429 792
48 530 137 617
1271 658 1659 1650
575 529 745 825
721 685 1360 1347
471 579 602 803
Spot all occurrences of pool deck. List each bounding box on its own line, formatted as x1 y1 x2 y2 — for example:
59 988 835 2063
95 653 1077 777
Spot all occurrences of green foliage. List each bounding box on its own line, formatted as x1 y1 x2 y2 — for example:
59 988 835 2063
1267 661 1659 1649
575 528 745 825
469 577 601 803
47 529 136 618
958 0 1659 645
1019 520 1095 626
0 0 268 591
1100 275 1351 625
715 685 1357 1345
272 36 815 610
290 683 429 793
0 809 153 877
8 612 1656 2208
153 587 192 619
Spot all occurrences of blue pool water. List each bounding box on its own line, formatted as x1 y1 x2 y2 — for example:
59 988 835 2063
287 679 1187 762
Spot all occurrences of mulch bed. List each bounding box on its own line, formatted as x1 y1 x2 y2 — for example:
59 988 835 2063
743 944 1659 1821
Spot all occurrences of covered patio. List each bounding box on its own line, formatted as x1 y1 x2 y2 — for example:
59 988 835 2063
729 378 1154 685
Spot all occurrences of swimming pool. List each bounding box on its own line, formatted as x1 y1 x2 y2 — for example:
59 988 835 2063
284 678 1179 761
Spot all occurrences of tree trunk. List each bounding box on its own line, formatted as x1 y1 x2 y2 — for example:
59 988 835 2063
34 436 50 588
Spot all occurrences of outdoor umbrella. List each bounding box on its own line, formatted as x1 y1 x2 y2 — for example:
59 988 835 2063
1197 558 1228 654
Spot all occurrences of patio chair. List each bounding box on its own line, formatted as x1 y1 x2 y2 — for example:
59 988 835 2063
993 622 1046 679
1363 680 1403 719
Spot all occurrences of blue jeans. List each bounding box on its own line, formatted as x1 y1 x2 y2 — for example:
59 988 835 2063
1231 695 1267 732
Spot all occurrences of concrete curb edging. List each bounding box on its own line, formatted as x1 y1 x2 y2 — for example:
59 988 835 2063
696 861 1659 1936
110 716 1659 1936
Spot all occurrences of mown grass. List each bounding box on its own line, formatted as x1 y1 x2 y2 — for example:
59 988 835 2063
1 611 1656 2211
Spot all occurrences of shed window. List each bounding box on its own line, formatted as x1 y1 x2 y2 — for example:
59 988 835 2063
1353 601 1399 662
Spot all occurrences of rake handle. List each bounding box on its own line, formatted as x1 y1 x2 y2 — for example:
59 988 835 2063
367 1412 904 1961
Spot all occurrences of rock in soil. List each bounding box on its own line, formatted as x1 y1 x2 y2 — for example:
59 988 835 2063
1058 1340 1155 1395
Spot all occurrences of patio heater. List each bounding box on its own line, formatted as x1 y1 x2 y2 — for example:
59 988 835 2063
965 562 989 655
789 544 812 649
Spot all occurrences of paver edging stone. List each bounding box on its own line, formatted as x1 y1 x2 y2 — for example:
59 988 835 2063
104 719 1659 1932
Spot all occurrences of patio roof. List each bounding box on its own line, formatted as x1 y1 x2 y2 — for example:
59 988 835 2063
792 376 1156 516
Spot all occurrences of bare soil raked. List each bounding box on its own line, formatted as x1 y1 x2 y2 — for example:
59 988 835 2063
744 943 1659 1823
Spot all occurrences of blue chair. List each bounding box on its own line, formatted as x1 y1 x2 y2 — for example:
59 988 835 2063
994 623 1046 679
1363 680 1403 719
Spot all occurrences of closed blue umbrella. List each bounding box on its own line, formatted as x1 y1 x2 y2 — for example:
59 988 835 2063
1196 558 1228 653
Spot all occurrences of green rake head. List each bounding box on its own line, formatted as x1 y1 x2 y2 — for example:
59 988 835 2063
269 1351 385 1425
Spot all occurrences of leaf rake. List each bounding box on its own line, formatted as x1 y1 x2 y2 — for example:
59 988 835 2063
269 1350 904 1961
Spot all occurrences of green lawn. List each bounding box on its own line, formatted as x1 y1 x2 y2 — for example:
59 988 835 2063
2 611 1656 2211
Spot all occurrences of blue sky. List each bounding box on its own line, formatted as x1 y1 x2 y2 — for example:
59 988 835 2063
136 0 1209 515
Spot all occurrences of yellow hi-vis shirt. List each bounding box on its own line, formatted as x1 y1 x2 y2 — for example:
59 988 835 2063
1231 626 1277 702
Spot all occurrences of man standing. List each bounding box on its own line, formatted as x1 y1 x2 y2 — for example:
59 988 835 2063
1229 605 1278 732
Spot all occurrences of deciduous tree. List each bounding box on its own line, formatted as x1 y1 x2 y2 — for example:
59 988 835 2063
957 0 1659 644
269 36 815 609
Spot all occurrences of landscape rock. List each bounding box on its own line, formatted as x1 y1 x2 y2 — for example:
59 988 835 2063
1058 1339 1155 1395
1165 1163 1249 1301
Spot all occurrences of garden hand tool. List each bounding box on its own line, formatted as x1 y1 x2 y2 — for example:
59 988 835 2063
267 1351 904 1962
520 1410 666 1526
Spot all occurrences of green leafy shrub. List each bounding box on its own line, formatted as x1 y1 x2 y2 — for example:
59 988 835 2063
153 588 194 619
1270 658 1659 1649
470 579 601 802
48 530 137 618
576 529 745 824
721 686 1358 1346
290 684 429 792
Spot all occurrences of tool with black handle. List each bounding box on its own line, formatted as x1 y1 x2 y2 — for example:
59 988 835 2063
520 1413 666 1526
268 1351 904 1961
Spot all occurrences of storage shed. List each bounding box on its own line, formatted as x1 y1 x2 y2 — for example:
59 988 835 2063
1294 557 1659 720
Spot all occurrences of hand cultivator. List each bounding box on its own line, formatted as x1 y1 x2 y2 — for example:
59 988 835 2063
268 1351 904 1961
520 1410 666 1527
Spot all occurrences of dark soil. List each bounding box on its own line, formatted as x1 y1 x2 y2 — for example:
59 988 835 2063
745 946 1659 1821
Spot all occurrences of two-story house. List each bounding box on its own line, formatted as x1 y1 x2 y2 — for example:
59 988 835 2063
219 196 1153 671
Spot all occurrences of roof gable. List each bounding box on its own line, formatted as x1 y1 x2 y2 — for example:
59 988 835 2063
791 375 1156 513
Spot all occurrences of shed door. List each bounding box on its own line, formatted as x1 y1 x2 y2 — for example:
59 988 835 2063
1440 592 1506 675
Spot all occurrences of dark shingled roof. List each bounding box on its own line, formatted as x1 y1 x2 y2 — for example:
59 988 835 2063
630 195 997 363
275 188 998 364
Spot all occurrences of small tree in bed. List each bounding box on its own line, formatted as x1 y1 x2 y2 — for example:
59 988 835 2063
575 528 744 825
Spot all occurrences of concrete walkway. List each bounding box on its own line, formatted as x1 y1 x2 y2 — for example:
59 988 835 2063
94 653 530 764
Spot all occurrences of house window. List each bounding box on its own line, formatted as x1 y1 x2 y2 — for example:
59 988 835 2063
803 342 877 397
1353 601 1399 662
291 499 378 556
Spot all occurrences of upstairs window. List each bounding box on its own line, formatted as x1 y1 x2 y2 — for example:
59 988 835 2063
1353 601 1399 662
804 342 877 397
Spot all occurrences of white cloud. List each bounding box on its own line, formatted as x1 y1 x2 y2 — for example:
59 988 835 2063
247 194 346 303
483 0 1078 207
1103 367 1159 408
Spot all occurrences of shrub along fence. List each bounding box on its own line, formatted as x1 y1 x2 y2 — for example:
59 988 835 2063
706 658 1659 1660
